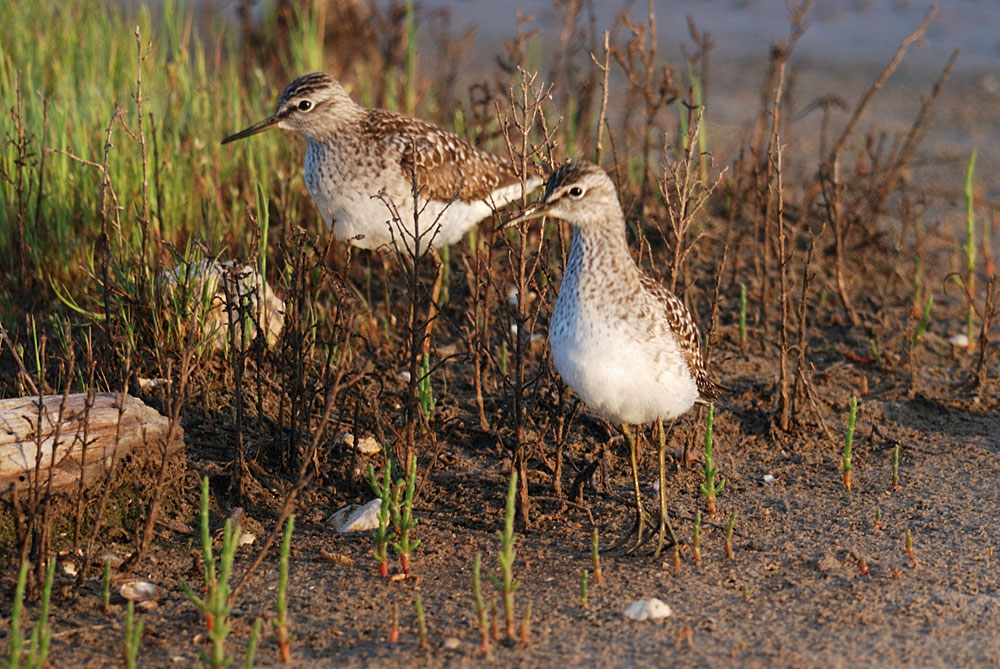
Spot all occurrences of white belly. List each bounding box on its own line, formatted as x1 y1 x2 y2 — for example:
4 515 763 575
549 289 699 426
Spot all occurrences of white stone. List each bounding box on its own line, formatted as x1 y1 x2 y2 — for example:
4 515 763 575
624 598 673 621
763 474 776 483
329 498 382 533
355 436 381 454
120 580 161 603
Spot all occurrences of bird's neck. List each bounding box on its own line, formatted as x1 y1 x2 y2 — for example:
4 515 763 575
568 216 638 282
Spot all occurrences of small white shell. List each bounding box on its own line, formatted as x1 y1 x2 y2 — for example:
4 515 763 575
120 580 161 603
763 474 776 483
949 333 970 347
624 598 673 621
329 498 382 533
238 532 256 547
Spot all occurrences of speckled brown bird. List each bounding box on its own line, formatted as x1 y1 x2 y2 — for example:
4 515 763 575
223 73 540 254
509 161 724 556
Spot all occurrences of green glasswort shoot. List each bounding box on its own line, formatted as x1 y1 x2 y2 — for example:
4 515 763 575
102 557 112 614
892 444 901 491
842 396 858 492
724 510 739 560
591 529 604 585
489 472 520 640
912 294 933 349
964 150 978 346
472 553 489 653
692 511 703 565
738 283 747 351
180 476 241 669
418 352 436 425
391 456 420 574
275 515 294 663
905 530 917 568
124 601 144 669
580 570 589 609
389 603 400 643
368 455 395 577
245 618 262 669
7 561 29 668
699 405 724 516
19 558 56 669
414 594 429 650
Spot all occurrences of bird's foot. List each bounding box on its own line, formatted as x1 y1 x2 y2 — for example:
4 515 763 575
650 511 679 559
604 508 655 556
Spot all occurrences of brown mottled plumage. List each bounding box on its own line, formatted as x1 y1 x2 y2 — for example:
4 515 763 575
223 73 540 253
509 160 724 555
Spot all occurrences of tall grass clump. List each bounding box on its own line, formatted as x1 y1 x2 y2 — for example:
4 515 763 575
0 0 322 307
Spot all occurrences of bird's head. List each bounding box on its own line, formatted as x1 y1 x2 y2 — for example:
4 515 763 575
505 161 621 230
222 73 357 145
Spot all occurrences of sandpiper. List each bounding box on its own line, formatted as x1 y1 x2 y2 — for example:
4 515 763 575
509 161 724 556
223 72 540 255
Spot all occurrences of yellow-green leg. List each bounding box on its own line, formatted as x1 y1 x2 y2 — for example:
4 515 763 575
652 417 678 558
607 424 652 554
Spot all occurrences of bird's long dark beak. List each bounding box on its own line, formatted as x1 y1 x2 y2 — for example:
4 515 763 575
221 115 279 145
503 201 553 229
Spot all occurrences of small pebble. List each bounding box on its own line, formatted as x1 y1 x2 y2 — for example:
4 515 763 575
624 598 672 621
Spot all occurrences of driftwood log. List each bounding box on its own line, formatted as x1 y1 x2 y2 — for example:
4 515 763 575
0 393 184 494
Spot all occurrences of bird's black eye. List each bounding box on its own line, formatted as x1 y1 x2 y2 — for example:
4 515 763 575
298 100 313 111
569 186 584 198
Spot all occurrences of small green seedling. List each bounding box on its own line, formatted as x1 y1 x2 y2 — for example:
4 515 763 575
964 150 978 346
724 510 738 560
391 457 420 574
245 618 262 669
275 515 295 663
368 454 395 577
905 530 917 569
591 529 604 585
699 405 724 516
418 353 437 425
692 511 703 565
891 444 900 491
123 601 144 669
414 595 429 650
102 558 112 614
912 294 933 349
8 558 56 669
472 553 490 653
738 283 747 351
580 570 589 609
488 472 520 640
180 476 241 669
842 396 858 491
389 603 400 643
